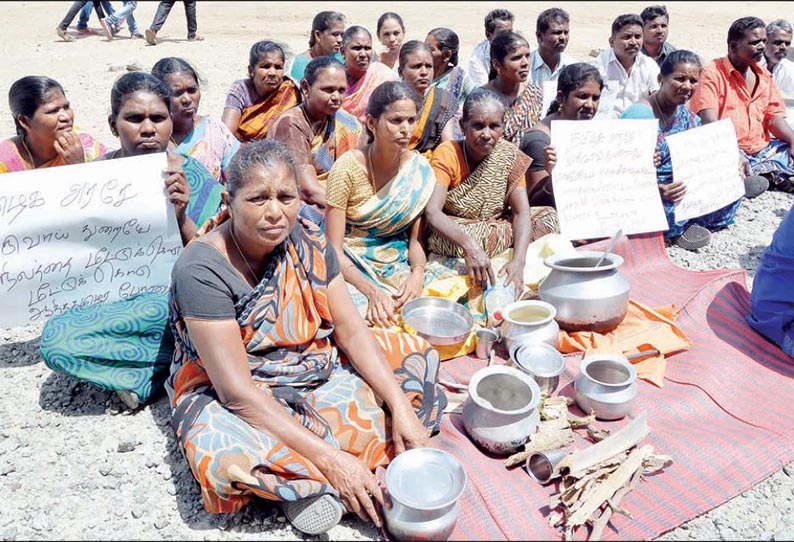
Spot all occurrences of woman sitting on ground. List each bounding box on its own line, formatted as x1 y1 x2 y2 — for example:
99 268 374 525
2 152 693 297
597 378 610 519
289 10 346 82
40 72 224 410
339 25 399 124
269 56 364 222
222 40 302 143
166 139 445 536
326 81 435 328
621 49 742 250
483 31 544 145
425 27 476 116
375 12 406 71
520 63 603 208
152 57 239 183
1 75 105 173
426 88 560 295
398 40 456 156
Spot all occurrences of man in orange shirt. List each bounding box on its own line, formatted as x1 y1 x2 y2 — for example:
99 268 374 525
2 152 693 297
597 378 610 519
690 16 794 196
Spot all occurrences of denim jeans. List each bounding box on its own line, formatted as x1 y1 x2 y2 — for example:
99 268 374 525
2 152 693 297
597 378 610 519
105 1 139 34
149 0 198 39
76 1 115 29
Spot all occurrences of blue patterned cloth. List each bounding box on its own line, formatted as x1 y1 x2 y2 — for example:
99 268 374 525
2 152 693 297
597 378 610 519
621 102 742 238
39 155 222 402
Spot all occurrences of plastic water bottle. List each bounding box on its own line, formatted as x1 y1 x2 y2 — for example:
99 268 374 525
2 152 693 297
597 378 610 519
484 284 516 327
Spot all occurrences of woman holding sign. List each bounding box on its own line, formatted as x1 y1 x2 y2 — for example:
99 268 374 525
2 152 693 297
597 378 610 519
521 63 603 208
40 72 224 410
0 76 106 173
621 50 743 250
425 88 559 297
166 139 445 535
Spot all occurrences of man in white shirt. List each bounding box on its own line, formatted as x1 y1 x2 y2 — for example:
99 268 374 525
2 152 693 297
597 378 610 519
591 13 661 118
763 19 794 99
468 8 514 87
530 7 576 86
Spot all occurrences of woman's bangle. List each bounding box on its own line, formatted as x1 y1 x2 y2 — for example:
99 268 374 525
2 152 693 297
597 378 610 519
410 264 426 273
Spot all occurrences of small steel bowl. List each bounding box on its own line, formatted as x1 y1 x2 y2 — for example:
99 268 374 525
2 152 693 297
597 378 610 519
511 343 566 396
401 297 474 346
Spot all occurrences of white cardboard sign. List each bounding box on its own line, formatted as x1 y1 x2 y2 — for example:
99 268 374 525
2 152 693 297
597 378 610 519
0 153 181 327
550 119 668 240
665 118 744 222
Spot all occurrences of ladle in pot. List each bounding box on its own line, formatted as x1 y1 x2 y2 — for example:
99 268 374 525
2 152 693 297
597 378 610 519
594 228 623 268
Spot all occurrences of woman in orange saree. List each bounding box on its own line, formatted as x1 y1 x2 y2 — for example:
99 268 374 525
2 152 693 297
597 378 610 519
166 140 445 535
222 40 302 143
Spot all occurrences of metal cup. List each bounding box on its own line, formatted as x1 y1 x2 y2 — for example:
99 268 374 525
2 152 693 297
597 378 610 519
474 328 499 359
525 449 568 485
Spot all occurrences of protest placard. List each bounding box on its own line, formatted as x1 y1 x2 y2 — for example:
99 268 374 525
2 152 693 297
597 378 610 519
665 118 744 222
550 119 668 240
0 153 181 327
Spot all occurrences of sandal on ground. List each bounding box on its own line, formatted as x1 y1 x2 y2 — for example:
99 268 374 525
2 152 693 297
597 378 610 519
56 27 73 42
117 390 141 410
675 224 711 251
187 34 205 41
284 494 344 536
145 28 157 45
743 175 770 199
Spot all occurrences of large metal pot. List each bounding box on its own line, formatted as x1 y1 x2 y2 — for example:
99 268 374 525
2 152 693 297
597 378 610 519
461 365 541 455
539 251 630 333
383 448 467 541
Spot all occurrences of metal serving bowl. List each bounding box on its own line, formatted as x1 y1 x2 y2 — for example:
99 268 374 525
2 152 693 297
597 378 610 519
401 297 474 346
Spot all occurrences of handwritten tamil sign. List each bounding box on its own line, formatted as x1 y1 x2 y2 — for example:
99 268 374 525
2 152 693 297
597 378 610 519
665 118 744 222
0 153 181 327
550 119 668 240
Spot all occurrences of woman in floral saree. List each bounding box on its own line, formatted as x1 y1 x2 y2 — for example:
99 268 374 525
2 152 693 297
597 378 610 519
326 81 435 328
166 140 445 536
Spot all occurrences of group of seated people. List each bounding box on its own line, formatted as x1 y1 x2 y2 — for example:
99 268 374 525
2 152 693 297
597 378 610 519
2 4 794 537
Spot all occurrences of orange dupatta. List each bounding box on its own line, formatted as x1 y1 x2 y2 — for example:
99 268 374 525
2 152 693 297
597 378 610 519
236 78 302 142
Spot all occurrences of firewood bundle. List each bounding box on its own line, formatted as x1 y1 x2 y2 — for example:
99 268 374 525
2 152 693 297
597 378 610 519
546 412 673 540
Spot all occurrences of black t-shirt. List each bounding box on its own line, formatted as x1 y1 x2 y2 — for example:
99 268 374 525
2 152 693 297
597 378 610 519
520 130 551 173
171 224 341 320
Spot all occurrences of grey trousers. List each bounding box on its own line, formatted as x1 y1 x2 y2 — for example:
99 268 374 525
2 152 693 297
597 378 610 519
149 0 198 39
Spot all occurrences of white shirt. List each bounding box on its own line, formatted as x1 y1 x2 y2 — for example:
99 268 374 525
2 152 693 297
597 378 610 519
591 49 661 118
530 50 577 85
468 39 491 88
765 57 794 99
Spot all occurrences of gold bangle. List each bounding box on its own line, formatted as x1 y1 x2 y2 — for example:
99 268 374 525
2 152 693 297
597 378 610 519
410 264 426 273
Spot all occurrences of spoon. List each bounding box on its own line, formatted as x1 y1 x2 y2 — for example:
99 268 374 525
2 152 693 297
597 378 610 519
594 228 623 267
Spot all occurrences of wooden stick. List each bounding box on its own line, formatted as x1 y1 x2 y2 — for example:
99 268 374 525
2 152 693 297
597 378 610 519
558 412 649 477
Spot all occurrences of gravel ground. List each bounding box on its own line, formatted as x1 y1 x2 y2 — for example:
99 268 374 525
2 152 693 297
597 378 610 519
1 190 792 542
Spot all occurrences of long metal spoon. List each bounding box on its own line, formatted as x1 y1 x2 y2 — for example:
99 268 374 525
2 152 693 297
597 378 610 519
594 228 623 267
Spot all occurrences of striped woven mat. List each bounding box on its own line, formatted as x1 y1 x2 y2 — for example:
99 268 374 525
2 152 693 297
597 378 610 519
432 232 794 540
